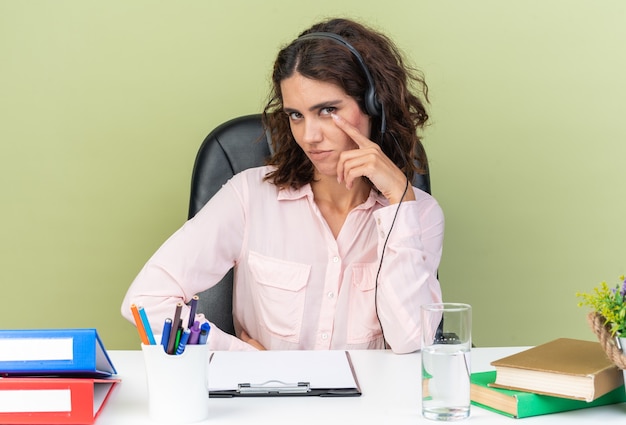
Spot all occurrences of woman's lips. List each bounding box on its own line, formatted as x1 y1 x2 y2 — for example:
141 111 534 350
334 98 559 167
308 150 332 160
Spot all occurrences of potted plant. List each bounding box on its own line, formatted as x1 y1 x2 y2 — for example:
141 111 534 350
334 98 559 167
577 276 626 373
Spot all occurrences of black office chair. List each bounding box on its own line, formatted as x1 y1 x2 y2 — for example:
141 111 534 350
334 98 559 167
188 113 431 335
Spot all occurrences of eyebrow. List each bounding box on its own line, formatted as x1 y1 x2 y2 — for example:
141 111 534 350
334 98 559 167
283 99 344 114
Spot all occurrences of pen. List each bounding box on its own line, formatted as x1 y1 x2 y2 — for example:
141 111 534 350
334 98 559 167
187 295 199 329
138 306 156 345
188 321 201 345
160 318 172 352
175 328 191 355
130 304 150 345
174 325 182 350
166 302 183 354
198 322 211 345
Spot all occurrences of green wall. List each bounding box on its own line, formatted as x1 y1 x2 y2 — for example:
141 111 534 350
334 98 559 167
2 1 625 350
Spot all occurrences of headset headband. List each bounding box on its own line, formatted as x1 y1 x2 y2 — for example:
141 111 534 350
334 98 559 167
296 32 384 128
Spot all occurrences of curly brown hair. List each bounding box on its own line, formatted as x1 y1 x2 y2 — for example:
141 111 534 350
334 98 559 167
263 18 430 190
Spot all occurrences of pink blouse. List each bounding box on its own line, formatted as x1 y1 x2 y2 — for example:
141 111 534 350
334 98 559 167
121 166 443 353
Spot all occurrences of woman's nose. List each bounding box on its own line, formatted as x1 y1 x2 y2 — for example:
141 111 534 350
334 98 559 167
302 118 323 143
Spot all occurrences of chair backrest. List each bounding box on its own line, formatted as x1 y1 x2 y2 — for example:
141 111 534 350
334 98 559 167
189 114 272 219
188 113 431 335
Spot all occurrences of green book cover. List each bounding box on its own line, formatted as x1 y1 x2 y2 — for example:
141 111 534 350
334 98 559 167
470 371 626 418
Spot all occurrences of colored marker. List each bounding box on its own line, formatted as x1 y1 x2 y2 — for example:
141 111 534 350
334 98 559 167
174 325 182 351
176 328 191 355
160 318 172 352
198 322 211 345
189 321 201 345
138 306 156 345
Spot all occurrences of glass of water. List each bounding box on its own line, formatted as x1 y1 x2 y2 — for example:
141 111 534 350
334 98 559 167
421 303 472 421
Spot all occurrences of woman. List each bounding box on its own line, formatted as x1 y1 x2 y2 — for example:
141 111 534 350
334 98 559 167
121 18 443 354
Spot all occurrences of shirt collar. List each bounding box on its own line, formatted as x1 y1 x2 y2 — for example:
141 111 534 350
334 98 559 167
277 184 388 208
276 184 312 201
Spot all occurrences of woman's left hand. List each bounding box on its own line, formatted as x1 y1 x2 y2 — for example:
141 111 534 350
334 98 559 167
240 328 266 350
332 113 414 204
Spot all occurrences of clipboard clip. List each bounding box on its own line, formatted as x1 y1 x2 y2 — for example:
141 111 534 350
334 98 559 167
238 380 311 394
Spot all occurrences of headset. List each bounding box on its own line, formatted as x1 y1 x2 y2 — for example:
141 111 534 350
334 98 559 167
296 32 387 136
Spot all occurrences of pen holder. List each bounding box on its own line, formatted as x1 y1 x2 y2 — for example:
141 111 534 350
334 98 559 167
141 344 210 424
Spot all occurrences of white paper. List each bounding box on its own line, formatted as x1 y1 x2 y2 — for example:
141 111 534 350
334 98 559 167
95 339 115 373
0 389 72 412
93 381 116 415
209 350 357 391
0 338 73 361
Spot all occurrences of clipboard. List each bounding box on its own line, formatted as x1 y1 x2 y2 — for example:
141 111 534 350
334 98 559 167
208 350 361 397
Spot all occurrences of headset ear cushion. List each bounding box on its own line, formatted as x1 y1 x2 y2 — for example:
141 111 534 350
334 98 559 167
365 91 382 117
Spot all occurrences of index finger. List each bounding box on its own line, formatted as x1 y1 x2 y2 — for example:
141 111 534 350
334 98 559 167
331 113 374 149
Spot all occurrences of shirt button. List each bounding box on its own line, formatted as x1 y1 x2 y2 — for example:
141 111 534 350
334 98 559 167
332 256 339 263
321 333 329 340
327 291 335 299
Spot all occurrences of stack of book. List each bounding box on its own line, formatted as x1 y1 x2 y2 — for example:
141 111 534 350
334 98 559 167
471 338 626 418
0 328 119 424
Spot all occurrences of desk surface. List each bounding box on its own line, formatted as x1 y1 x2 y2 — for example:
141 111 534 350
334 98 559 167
98 347 626 424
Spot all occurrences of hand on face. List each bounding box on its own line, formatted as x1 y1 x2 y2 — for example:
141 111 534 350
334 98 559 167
332 113 414 204
281 72 414 204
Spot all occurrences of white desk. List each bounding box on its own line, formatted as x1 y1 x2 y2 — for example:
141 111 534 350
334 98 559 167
98 347 626 424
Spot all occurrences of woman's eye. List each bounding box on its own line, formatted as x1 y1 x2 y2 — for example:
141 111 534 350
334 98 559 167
288 111 302 120
320 107 336 115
